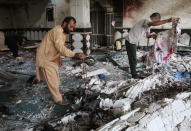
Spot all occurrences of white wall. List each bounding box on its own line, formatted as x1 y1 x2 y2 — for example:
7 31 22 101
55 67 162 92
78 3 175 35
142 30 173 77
123 0 191 29
70 0 91 28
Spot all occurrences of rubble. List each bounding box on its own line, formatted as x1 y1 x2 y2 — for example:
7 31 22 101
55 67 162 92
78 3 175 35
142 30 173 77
126 92 191 131
179 33 190 47
0 38 191 130
61 112 89 125
97 108 140 131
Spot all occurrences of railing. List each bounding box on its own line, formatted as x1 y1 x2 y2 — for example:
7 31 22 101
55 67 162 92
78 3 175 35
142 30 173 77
0 28 51 41
1 27 191 47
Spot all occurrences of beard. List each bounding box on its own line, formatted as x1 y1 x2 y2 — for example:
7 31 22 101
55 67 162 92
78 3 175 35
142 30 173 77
63 24 70 34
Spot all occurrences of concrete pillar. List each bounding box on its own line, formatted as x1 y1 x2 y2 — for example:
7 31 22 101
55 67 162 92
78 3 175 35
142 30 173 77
104 8 114 46
70 0 91 55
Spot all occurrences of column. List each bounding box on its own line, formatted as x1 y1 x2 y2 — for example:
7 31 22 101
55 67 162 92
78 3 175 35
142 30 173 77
104 8 114 46
70 0 91 56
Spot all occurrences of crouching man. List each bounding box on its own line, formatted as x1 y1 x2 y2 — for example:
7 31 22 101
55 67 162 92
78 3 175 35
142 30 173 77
36 16 85 105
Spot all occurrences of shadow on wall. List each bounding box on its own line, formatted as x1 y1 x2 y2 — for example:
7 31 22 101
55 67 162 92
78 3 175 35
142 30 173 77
0 0 49 28
13 0 49 28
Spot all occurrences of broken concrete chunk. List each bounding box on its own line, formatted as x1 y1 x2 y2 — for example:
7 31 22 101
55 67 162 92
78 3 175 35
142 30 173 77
61 114 76 125
89 77 98 86
126 92 191 131
64 66 73 71
120 108 140 120
112 98 132 113
178 118 191 131
97 108 140 131
106 81 119 87
176 92 191 99
99 98 113 110
91 85 101 91
179 33 190 46
176 64 186 72
61 112 88 125
147 116 165 131
94 80 101 85
113 98 131 108
71 68 82 74
145 103 161 114
127 112 145 123
89 76 102 86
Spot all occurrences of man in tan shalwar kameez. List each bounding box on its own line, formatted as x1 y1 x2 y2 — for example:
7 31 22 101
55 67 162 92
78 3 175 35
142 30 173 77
36 16 85 105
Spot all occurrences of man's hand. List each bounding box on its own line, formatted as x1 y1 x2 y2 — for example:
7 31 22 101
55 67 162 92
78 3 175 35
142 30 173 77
151 34 157 40
168 17 178 23
59 57 63 67
75 53 86 60
146 32 157 40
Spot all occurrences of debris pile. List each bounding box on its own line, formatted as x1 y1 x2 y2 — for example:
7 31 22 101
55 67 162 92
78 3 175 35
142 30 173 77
0 40 191 130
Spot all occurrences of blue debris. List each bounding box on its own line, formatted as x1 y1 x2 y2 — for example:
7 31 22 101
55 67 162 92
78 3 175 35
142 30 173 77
98 74 105 80
23 62 33 66
110 53 116 57
167 66 171 72
169 72 190 78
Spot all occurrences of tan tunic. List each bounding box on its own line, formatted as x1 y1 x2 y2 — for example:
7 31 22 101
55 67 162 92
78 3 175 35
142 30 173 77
36 25 75 103
36 25 75 81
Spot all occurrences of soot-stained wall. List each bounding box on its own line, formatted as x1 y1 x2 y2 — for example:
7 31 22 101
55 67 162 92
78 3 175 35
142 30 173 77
0 0 70 29
123 0 191 29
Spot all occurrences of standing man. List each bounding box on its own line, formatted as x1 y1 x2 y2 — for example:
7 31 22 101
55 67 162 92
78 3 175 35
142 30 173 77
5 31 26 57
125 12 177 78
36 16 85 105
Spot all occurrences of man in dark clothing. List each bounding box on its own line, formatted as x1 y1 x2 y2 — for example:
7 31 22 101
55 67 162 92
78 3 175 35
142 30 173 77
5 32 26 57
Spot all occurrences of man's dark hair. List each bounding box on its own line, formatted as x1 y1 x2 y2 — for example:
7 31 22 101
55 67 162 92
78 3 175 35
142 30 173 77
150 12 161 20
62 16 76 25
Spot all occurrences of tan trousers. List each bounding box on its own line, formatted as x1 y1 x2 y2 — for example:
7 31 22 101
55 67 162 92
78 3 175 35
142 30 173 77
40 65 62 104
